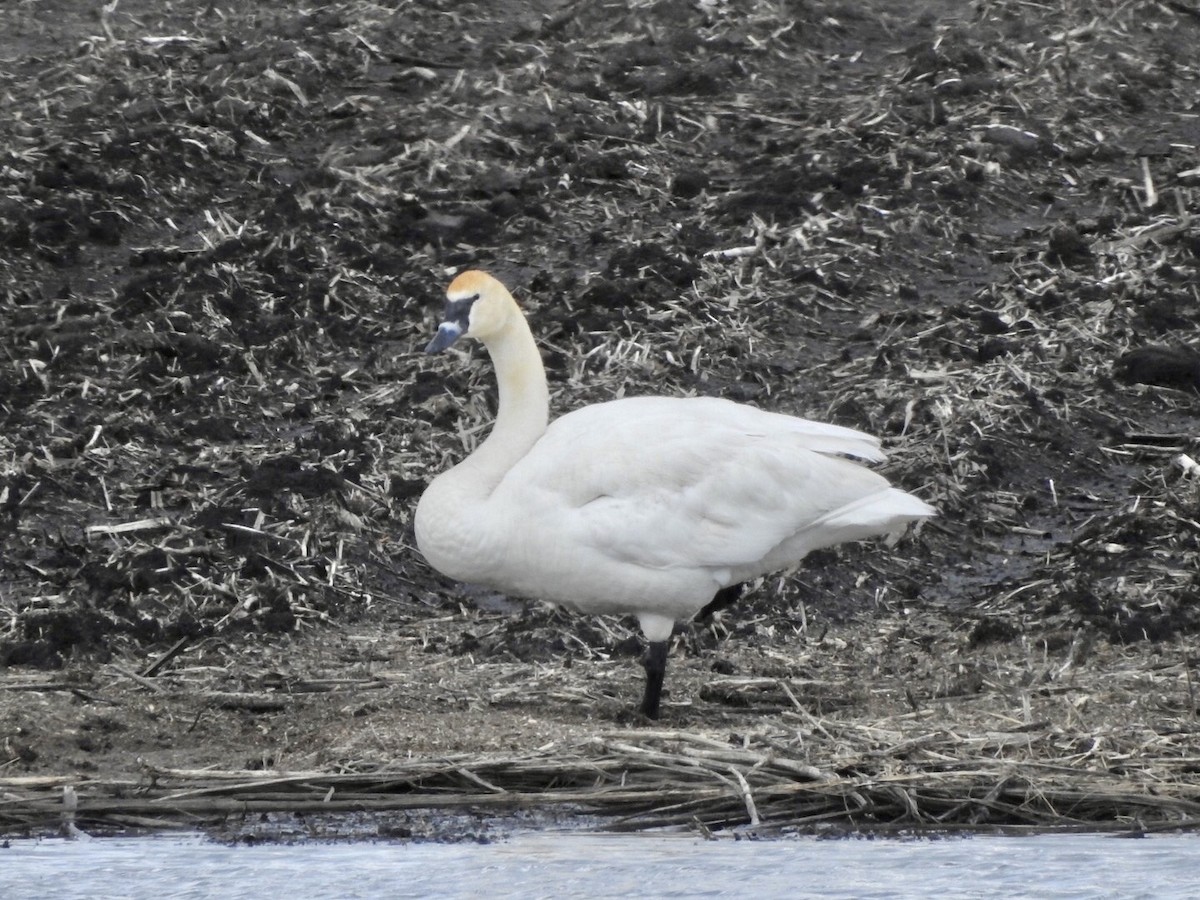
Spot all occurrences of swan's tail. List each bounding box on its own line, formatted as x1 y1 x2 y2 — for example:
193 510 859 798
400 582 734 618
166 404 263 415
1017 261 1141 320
802 487 935 549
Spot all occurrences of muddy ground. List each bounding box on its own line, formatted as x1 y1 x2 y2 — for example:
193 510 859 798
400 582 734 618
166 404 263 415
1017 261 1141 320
2 0 1200 835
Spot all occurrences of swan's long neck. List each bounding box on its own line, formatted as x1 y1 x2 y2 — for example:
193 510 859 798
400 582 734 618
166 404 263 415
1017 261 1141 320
462 308 549 486
414 280 550 582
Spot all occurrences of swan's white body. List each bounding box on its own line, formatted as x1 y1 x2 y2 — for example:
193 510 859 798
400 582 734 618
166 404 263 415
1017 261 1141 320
415 271 934 717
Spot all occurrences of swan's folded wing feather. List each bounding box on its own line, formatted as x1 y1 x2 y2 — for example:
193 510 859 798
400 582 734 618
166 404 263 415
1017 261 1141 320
570 446 896 571
494 396 913 572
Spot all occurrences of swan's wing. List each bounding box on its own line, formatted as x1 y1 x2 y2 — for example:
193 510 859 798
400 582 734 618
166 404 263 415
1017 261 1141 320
497 397 927 573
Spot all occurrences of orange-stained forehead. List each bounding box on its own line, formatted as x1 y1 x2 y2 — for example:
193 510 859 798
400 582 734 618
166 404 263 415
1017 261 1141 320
447 270 493 296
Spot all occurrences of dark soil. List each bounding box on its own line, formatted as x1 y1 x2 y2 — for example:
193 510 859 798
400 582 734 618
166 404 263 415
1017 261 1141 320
2 0 1200 837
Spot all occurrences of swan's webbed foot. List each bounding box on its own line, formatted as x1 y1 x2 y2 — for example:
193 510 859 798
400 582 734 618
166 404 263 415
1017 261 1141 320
639 640 669 719
694 583 746 623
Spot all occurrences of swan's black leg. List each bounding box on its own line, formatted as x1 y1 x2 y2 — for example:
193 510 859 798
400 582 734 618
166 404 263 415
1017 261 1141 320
695 583 746 623
640 640 669 719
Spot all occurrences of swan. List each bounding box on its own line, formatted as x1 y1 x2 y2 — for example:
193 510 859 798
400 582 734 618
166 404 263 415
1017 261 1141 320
414 270 935 719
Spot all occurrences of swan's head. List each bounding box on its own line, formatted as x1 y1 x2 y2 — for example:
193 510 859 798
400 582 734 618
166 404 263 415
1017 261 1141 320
425 270 516 353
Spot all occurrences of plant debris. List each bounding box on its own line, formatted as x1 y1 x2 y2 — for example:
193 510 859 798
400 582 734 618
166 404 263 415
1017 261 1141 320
2 0 1200 837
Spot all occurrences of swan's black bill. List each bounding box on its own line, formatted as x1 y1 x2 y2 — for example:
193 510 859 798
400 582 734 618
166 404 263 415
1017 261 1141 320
426 295 475 353
425 321 464 353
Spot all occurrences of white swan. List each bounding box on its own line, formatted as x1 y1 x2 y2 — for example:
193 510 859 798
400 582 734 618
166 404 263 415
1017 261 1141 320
415 271 935 719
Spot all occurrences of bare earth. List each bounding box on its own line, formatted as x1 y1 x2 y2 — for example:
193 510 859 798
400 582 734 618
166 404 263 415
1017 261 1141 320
2 0 1199 836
